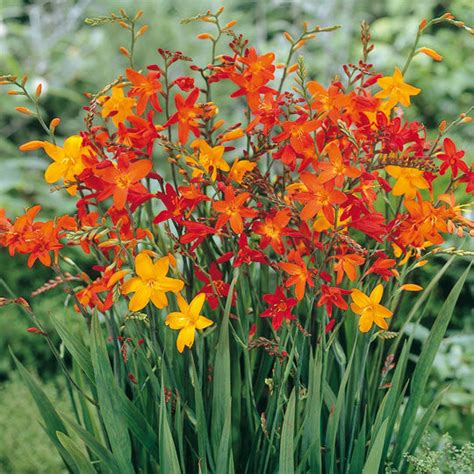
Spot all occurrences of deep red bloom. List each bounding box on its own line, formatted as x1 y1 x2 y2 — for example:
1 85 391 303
261 286 297 330
437 138 467 177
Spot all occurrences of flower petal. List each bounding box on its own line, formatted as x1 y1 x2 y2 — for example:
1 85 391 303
129 285 152 311
176 325 195 352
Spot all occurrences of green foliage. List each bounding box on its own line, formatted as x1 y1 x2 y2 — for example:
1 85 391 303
0 375 67 473
5 262 467 473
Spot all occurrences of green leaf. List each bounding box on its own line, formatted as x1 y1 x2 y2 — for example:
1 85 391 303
216 405 232 474
57 431 96 474
62 413 120 473
279 388 296 474
49 312 95 385
392 263 471 467
211 271 238 459
10 349 75 471
90 315 133 473
362 418 388 474
400 387 447 471
325 337 357 473
302 348 322 472
348 416 366 474
190 353 210 472
159 385 182 474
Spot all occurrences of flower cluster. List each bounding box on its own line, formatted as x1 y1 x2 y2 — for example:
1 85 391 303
1 8 472 352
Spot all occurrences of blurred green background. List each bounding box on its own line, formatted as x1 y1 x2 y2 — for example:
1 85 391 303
0 0 472 472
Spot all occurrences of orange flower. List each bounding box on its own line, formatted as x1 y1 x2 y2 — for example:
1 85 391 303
333 252 365 284
386 166 429 199
126 68 162 115
166 88 202 144
350 284 393 332
253 209 291 255
375 67 421 107
213 186 257 234
279 251 314 300
273 117 320 154
100 86 136 126
318 142 361 187
96 159 152 210
296 173 346 221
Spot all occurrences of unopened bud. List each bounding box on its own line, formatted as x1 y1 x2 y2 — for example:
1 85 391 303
119 47 130 57
50 117 61 130
16 106 34 116
35 83 42 97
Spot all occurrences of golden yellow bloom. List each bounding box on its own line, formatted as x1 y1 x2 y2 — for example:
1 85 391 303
386 166 429 199
188 139 230 181
43 135 91 195
375 67 421 107
350 284 393 333
121 252 184 311
165 293 213 352
228 158 256 183
100 86 136 126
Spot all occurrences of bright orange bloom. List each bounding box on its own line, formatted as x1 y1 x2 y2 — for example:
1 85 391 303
273 118 320 154
350 284 393 332
333 252 365 284
96 159 152 210
126 68 162 115
121 252 184 311
386 166 429 199
296 173 346 221
318 142 361 187
279 251 314 301
213 186 257 234
306 80 350 121
0 206 73 267
398 198 451 247
188 139 229 181
375 67 421 107
165 293 213 352
253 209 291 254
166 88 202 144
100 86 136 126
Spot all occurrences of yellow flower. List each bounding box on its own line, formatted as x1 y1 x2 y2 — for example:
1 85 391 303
188 139 230 181
165 293 213 352
385 166 429 199
43 135 90 195
375 67 421 107
100 86 136 126
121 252 184 311
350 284 393 333
228 158 256 183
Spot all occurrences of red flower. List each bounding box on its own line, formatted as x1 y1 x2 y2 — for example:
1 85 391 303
166 88 202 144
317 285 351 318
261 286 297 330
126 68 162 115
437 138 467 177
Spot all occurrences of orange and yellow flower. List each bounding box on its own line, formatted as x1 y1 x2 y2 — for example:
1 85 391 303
165 293 213 352
121 252 184 311
350 284 393 332
386 166 429 199
375 67 421 107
